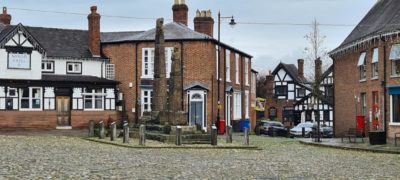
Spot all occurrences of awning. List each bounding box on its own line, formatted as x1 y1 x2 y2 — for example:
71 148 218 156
372 48 379 63
357 52 366 66
388 86 400 95
390 44 400 60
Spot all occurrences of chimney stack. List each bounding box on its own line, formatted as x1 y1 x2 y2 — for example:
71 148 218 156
88 6 101 57
193 10 214 37
265 70 274 99
297 59 304 80
172 0 188 26
315 58 322 81
0 7 11 25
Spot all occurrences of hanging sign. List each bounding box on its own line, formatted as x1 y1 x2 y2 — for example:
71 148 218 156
8 52 30 69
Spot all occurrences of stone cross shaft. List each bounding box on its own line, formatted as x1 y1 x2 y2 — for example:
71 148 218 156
168 47 183 112
153 18 167 112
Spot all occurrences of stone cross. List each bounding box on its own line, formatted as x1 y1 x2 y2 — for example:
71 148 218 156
211 125 218 146
175 126 182 146
244 128 249 146
226 125 233 143
123 123 129 143
88 120 94 137
110 122 116 141
152 18 167 112
99 121 105 139
139 125 146 146
168 47 183 112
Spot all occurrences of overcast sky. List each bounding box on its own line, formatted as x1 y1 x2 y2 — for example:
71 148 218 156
2 0 377 74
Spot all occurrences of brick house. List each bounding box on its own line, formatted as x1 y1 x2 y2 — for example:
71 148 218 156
264 59 333 128
0 7 118 129
101 1 254 132
329 0 400 138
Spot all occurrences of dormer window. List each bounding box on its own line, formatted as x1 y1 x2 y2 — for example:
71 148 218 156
390 44 400 76
66 62 82 74
358 52 366 80
42 61 54 73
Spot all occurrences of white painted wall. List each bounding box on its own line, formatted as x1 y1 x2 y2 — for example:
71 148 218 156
50 59 104 77
0 49 42 80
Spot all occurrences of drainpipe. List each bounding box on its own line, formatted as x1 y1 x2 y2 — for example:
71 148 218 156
332 59 336 137
180 41 184 110
381 36 388 137
135 42 139 125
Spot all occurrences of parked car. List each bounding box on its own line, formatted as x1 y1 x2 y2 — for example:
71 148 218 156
290 122 314 137
255 120 288 137
320 126 333 138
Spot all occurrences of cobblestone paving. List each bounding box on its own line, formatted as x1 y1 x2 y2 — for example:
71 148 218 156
0 135 399 179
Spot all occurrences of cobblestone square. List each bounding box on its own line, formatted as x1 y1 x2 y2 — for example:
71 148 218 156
0 135 399 179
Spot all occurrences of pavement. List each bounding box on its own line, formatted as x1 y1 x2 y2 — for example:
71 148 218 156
0 129 88 137
299 137 400 154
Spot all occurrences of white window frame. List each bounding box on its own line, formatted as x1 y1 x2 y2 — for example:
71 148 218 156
358 52 366 81
41 61 54 73
235 54 240 85
66 62 82 74
245 90 249 118
19 87 42 111
141 89 153 116
226 49 231 82
141 47 173 79
233 92 242 120
105 64 115 80
83 88 104 111
245 58 249 86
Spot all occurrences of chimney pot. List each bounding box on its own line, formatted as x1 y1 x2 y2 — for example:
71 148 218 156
90 6 97 13
193 9 214 37
172 1 188 26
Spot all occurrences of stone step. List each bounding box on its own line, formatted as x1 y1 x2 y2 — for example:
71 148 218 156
145 132 211 144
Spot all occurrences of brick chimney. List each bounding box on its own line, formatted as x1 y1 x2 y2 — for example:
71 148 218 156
172 0 188 26
297 59 304 80
87 6 101 57
0 7 11 25
315 58 322 81
193 10 214 37
265 70 274 99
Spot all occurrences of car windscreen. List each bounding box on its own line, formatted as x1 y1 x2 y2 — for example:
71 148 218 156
297 123 313 128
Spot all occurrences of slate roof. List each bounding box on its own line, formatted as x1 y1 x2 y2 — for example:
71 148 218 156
331 0 400 54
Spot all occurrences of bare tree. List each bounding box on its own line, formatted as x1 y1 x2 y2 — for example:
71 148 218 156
304 19 331 81
256 72 267 98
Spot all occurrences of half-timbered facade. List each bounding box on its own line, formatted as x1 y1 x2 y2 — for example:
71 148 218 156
0 7 118 129
264 59 334 127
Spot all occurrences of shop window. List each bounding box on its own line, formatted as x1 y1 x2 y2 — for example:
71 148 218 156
84 88 104 110
19 87 42 110
392 94 400 123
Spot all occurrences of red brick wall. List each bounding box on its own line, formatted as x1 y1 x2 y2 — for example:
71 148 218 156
103 40 251 132
0 111 117 129
333 38 400 138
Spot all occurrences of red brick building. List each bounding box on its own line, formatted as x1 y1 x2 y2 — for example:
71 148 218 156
102 1 254 132
330 0 400 138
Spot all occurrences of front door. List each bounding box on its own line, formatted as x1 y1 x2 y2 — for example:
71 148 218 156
188 91 207 131
57 96 71 127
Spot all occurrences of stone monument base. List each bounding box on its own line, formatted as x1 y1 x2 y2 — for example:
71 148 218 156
158 111 188 126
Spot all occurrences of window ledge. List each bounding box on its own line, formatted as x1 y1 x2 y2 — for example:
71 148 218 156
390 75 400 78
83 109 104 112
389 123 400 126
19 109 43 112
359 79 367 83
371 77 379 80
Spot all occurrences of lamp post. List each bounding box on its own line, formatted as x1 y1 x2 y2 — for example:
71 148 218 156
216 11 236 132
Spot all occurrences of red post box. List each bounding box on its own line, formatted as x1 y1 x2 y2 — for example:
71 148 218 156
218 119 225 134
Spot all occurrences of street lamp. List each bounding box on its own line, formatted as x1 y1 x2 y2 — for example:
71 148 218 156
216 12 236 131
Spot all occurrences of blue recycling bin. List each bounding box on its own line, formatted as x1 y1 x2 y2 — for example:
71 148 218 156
239 119 250 132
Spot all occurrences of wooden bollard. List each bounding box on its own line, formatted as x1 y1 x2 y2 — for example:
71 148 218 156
88 120 94 137
211 125 217 146
244 128 249 146
110 122 116 141
176 126 182 146
139 124 146 146
99 121 105 139
226 125 233 143
123 123 129 143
